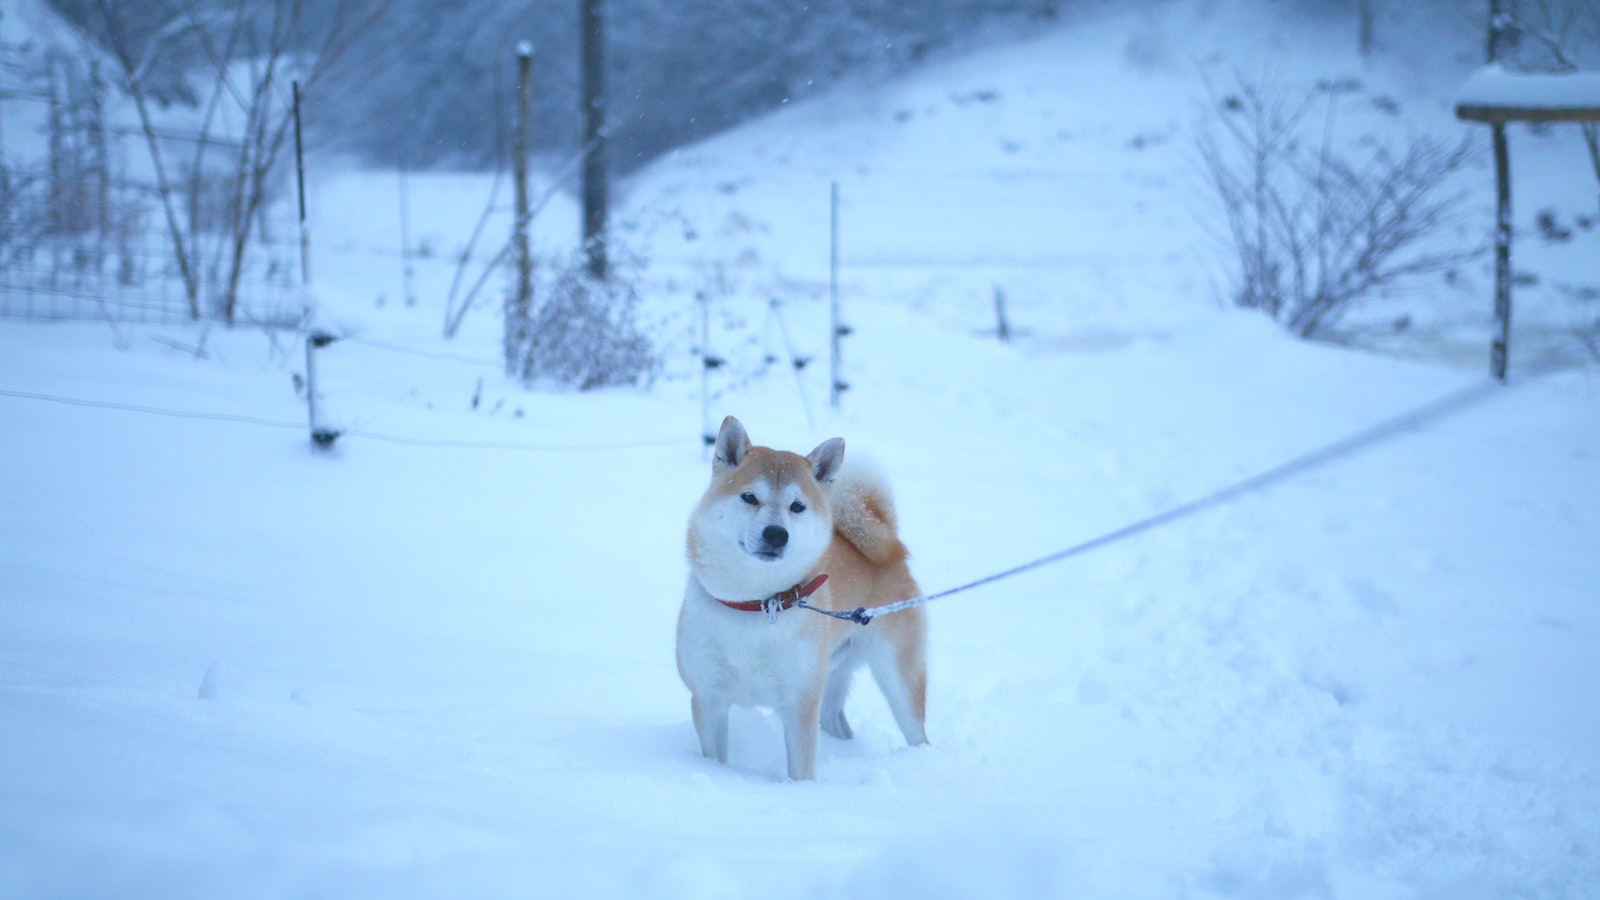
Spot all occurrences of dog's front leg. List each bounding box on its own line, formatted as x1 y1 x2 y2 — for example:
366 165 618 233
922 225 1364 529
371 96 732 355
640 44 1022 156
780 687 823 780
691 694 729 763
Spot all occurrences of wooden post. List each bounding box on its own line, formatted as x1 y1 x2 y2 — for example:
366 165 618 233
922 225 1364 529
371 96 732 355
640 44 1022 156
507 42 534 376
46 52 63 291
293 81 309 286
829 180 846 410
88 61 109 275
1487 0 1510 381
581 0 608 281
0 73 8 238
1487 0 1508 63
1457 48 1600 380
1490 122 1512 382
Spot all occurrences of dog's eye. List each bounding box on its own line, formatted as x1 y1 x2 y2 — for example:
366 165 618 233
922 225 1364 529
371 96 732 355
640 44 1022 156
790 501 806 514
740 492 759 506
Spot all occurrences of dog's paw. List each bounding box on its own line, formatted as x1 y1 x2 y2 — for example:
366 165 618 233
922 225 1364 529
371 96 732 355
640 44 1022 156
822 709 854 740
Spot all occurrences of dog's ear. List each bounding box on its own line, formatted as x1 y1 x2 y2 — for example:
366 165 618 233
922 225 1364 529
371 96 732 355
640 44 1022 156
713 416 750 476
807 437 844 484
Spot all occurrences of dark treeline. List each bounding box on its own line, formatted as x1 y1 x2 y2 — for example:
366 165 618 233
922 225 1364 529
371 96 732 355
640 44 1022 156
48 0 1064 174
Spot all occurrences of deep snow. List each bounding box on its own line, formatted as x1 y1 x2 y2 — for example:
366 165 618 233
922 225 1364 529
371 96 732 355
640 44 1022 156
3 1 1600 897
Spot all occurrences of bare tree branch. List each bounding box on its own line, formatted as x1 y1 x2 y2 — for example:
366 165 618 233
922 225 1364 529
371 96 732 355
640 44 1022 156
94 0 201 317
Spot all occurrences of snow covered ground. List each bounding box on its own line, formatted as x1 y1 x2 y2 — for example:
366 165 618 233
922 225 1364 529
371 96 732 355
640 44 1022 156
4 1 1599 897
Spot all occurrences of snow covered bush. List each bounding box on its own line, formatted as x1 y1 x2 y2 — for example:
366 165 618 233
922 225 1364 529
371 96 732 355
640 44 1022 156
1197 76 1481 338
510 248 659 391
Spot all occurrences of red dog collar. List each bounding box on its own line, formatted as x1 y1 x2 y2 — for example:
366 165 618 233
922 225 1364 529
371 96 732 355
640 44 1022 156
717 574 829 616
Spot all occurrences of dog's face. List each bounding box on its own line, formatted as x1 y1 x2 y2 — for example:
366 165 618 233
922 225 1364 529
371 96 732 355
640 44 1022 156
686 416 843 600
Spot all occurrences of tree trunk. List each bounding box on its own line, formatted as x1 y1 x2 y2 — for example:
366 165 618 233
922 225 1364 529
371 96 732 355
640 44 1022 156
127 81 201 318
1357 0 1373 59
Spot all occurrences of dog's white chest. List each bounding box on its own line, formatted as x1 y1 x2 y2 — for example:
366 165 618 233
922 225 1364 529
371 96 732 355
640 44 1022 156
677 582 820 709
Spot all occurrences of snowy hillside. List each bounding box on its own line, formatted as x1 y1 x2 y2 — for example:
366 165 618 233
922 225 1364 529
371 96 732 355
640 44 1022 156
3 1 1599 898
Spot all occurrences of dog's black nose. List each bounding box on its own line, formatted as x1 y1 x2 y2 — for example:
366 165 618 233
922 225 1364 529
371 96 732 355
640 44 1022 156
763 525 789 548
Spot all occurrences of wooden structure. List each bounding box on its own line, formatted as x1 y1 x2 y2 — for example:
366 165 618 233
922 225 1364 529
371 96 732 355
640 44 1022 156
508 42 534 375
1454 58 1600 380
580 0 608 281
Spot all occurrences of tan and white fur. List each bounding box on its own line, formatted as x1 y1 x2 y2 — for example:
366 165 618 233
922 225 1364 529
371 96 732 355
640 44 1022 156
676 416 928 780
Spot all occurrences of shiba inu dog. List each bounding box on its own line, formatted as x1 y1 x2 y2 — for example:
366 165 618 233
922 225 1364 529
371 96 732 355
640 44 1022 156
676 416 928 780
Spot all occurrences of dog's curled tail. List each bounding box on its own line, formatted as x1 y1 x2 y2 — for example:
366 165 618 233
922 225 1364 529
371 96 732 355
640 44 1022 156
830 453 908 565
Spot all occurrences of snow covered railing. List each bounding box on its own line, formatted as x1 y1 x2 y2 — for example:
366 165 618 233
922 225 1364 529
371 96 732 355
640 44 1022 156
1452 65 1600 381
1455 65 1600 124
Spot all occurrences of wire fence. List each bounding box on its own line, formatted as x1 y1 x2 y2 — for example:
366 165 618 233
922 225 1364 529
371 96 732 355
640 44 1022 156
0 165 304 328
1 62 304 330
0 387 701 454
0 246 305 329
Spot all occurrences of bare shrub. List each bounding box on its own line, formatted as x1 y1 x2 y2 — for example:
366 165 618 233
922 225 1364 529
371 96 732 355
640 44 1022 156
90 0 387 323
513 248 659 391
1197 75 1483 338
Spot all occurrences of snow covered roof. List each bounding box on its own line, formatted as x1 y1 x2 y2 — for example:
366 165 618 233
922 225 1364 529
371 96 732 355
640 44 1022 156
1456 65 1600 123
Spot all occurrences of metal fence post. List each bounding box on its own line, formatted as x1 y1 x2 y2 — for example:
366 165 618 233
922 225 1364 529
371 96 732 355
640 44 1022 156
1490 122 1512 382
829 180 848 409
305 331 340 449
293 81 309 287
